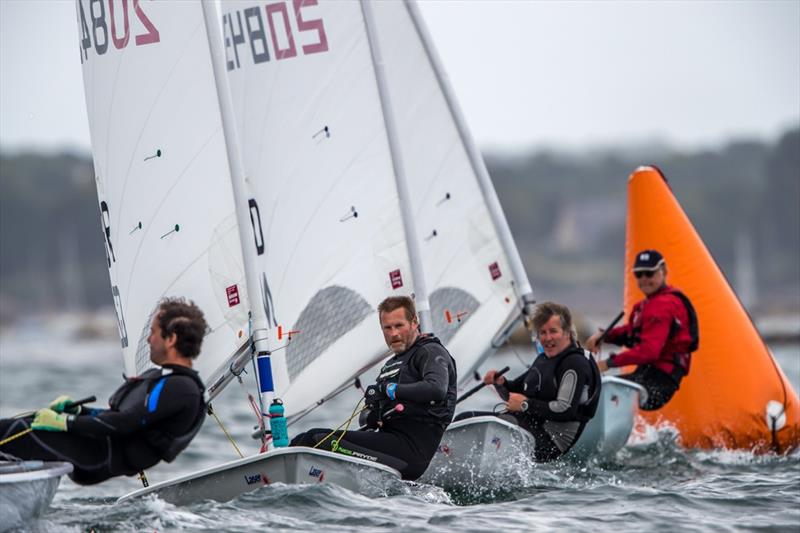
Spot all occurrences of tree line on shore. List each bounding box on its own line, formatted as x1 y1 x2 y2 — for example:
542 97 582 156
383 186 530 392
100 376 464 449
1 127 797 324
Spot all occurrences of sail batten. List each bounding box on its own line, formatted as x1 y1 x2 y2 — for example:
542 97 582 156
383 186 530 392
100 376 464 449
222 0 417 415
404 0 534 305
79 1 249 388
361 0 433 334
368 0 527 378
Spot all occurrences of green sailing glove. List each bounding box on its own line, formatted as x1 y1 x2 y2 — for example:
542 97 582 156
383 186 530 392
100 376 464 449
32 408 70 432
48 395 81 414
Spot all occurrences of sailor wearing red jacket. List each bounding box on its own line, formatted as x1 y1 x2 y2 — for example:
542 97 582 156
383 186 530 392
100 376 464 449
586 250 698 410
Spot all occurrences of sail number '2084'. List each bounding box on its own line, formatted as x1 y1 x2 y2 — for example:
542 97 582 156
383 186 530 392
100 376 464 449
76 0 159 63
222 0 329 71
77 1 328 67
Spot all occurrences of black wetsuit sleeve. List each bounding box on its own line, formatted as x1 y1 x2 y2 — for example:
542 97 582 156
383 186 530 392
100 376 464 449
79 406 108 417
491 372 526 401
502 373 527 394
395 344 452 403
527 356 590 421
69 376 201 437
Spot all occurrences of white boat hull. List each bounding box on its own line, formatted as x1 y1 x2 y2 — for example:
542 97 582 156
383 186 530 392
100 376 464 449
420 376 644 489
117 447 401 506
0 460 72 532
418 415 536 489
566 376 645 461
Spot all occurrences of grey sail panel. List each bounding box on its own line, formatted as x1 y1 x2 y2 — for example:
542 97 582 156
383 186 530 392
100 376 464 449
287 286 373 381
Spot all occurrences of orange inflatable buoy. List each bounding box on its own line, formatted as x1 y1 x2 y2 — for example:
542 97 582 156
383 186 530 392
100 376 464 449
623 166 799 452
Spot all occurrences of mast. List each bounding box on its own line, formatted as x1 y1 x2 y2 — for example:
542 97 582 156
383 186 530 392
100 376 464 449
201 4 274 415
360 0 433 334
404 0 535 316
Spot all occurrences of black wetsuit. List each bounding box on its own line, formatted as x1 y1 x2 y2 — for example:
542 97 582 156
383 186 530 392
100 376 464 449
290 336 457 480
0 365 205 485
455 344 601 462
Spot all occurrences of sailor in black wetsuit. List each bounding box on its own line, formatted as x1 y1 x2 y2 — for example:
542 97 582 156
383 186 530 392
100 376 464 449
0 298 208 485
290 296 457 480
454 302 601 462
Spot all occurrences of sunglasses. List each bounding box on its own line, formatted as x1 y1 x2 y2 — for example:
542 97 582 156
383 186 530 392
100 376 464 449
634 270 658 279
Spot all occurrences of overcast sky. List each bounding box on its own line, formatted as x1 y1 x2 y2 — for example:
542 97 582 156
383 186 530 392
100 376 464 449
1 0 798 153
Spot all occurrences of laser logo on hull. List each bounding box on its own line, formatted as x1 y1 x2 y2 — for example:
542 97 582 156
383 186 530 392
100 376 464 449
309 466 325 482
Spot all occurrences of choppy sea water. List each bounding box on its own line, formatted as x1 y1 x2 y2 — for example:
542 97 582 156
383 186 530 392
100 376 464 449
0 332 798 532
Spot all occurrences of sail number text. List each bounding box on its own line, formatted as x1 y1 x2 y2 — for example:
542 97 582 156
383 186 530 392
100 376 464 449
76 0 159 63
222 0 329 71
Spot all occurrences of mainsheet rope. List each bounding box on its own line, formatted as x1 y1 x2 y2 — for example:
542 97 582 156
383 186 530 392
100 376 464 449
312 399 367 450
208 404 244 459
0 427 32 447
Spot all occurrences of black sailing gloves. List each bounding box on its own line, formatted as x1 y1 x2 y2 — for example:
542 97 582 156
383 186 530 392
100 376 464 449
364 383 398 407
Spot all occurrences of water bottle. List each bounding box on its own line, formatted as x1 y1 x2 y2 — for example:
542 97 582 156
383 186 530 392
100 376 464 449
268 398 289 448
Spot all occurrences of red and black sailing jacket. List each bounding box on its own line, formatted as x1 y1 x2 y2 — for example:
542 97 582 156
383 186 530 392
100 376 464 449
605 285 696 378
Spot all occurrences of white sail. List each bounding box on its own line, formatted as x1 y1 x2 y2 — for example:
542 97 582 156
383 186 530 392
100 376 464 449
77 0 249 392
369 1 528 378
220 0 414 415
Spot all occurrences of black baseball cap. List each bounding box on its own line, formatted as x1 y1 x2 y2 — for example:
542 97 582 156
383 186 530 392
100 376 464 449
633 249 665 272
